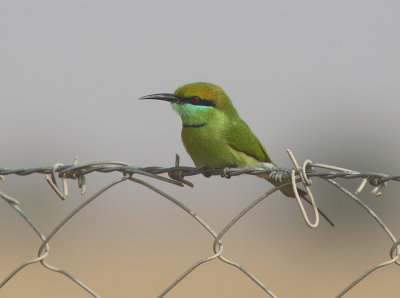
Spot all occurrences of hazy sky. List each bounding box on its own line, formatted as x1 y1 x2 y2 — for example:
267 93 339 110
1 1 400 297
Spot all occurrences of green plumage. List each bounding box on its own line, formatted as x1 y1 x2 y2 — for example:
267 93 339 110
173 82 273 168
225 119 272 164
140 82 334 226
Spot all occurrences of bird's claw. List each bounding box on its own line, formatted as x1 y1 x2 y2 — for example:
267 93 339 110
201 167 212 178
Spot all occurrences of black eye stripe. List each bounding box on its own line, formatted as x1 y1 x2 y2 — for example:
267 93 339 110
185 96 216 107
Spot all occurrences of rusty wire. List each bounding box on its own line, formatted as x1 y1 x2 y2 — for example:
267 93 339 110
0 150 399 297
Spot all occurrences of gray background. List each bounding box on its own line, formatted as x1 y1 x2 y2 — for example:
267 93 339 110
1 1 399 297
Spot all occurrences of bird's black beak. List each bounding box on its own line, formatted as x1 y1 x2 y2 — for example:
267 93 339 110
139 93 183 103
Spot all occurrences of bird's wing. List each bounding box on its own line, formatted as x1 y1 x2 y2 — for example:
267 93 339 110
225 118 273 163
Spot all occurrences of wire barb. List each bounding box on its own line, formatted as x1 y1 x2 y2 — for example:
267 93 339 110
355 178 368 194
287 149 319 228
45 163 67 200
167 154 194 187
0 151 399 297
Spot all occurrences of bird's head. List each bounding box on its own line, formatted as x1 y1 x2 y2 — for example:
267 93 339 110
140 82 238 125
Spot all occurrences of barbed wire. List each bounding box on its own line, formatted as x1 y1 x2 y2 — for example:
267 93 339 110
0 149 399 297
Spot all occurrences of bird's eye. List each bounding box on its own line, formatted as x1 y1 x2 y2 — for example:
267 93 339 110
191 96 200 104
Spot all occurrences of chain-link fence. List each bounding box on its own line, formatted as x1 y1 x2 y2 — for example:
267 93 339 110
1 150 399 297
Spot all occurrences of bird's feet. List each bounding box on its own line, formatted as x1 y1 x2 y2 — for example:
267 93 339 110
200 166 212 178
201 166 234 178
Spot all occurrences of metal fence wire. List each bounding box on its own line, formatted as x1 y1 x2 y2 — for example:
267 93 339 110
0 149 399 297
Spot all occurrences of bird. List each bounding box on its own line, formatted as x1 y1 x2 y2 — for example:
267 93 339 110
140 82 333 226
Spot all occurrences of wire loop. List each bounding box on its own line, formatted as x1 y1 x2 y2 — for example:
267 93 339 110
1 150 399 297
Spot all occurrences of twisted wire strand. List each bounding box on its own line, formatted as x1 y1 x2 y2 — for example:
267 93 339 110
1 152 399 297
2 161 399 184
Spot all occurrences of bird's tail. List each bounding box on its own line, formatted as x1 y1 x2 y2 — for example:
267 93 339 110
260 173 334 227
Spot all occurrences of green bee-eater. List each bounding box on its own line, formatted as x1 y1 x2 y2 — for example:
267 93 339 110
141 82 333 226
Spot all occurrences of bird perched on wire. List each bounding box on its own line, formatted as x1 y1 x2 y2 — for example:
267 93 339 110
140 82 333 226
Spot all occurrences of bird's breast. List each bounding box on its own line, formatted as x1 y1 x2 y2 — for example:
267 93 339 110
181 123 226 168
180 121 258 169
